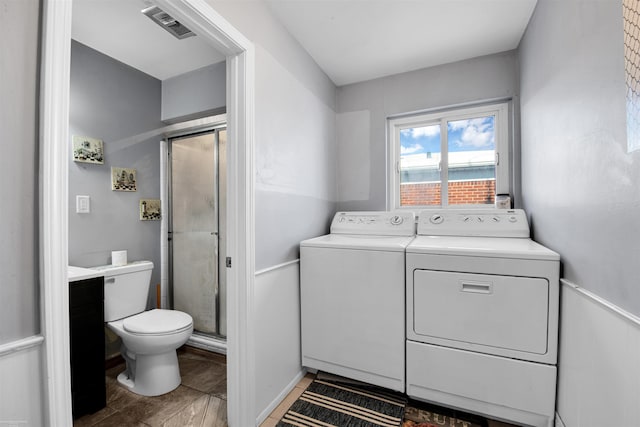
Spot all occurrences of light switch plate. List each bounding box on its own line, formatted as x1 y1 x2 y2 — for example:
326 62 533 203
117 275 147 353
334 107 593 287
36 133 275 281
76 195 90 213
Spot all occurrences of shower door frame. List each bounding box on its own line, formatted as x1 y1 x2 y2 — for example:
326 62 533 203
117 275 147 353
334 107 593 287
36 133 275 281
166 123 227 341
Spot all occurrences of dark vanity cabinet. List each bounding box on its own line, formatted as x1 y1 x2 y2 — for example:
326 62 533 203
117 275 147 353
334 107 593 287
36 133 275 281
69 275 106 418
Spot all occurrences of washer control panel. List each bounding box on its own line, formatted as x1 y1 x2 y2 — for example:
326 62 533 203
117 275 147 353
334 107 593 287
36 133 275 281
418 209 529 237
330 211 416 236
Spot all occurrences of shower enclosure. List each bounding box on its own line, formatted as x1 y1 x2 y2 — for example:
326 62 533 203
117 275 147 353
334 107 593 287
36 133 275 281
168 124 227 342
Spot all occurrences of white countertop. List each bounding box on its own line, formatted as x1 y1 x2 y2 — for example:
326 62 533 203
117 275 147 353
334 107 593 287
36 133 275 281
68 265 104 282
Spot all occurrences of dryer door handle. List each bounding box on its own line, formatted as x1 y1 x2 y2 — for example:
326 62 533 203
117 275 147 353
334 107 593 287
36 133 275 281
460 281 492 294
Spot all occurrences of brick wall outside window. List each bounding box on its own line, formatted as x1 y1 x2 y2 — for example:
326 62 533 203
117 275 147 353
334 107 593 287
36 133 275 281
400 179 496 206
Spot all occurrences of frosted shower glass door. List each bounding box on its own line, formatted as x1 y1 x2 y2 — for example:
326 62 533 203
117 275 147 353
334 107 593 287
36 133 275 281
217 129 227 337
170 132 218 335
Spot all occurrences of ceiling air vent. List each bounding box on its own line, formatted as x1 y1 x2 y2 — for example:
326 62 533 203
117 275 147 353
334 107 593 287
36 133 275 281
141 6 195 40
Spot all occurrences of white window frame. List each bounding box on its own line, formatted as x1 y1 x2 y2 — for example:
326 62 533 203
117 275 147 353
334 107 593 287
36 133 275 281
387 101 510 210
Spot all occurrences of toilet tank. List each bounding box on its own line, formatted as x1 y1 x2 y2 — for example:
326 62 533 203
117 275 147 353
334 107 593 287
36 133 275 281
92 261 154 322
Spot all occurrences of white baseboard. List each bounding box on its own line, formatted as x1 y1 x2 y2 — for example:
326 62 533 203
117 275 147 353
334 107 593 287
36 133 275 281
256 369 306 425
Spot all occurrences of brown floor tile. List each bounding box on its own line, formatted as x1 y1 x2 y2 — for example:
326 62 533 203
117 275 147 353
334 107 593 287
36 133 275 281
179 346 227 364
121 385 206 427
74 349 228 427
106 363 125 380
105 375 145 411
90 410 150 427
179 356 227 395
73 407 117 427
206 377 227 400
201 396 227 427
161 394 210 427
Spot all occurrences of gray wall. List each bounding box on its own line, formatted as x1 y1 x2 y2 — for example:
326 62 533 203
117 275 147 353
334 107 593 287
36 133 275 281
211 0 338 271
0 2 45 425
0 0 40 345
210 1 337 420
69 41 164 296
336 51 520 211
161 61 226 123
519 0 640 315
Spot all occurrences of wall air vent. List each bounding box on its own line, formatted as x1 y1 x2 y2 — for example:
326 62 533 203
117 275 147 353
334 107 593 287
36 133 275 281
141 6 195 40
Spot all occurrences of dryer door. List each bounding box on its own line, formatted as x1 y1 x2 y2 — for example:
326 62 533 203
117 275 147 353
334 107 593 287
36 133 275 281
410 270 549 355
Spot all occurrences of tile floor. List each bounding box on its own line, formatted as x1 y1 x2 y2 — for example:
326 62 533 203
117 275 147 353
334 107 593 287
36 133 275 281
73 347 227 427
260 374 521 427
75 346 519 427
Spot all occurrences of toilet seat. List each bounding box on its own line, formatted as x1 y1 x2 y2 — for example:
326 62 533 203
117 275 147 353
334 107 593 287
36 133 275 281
123 309 193 336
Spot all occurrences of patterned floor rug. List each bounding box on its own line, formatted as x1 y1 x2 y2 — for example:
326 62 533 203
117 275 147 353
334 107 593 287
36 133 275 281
277 377 407 427
403 401 486 427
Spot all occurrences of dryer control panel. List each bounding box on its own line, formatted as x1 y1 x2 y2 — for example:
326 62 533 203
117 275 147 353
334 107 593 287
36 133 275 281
417 209 529 237
330 211 416 236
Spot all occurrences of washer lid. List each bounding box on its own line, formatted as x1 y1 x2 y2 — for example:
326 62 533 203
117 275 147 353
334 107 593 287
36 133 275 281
407 236 560 261
301 234 415 251
123 309 193 335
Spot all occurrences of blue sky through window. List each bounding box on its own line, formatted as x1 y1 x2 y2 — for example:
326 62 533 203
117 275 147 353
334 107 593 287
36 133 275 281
400 116 495 155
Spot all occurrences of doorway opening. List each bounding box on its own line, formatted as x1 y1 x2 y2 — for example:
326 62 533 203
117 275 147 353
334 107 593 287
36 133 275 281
40 0 255 425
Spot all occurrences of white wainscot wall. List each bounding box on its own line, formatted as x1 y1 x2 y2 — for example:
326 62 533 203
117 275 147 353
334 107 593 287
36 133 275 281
556 280 640 427
0 338 44 426
254 260 306 425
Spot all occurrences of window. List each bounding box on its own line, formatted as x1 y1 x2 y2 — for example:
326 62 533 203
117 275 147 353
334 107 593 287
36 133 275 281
388 102 510 209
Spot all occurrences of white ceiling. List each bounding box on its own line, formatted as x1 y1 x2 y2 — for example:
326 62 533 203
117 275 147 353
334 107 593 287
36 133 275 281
71 0 537 86
266 0 538 86
71 0 226 80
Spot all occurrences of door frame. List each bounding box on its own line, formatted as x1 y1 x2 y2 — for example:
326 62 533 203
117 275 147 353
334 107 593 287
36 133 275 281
165 122 227 340
40 0 256 425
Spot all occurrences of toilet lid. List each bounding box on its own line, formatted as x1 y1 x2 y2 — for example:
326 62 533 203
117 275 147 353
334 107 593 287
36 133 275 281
123 309 193 335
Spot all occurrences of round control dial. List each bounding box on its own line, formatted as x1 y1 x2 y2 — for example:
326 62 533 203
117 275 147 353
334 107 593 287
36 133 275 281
390 215 404 225
430 214 444 224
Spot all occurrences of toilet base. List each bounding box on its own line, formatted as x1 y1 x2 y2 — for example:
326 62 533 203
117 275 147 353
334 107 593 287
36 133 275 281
117 350 182 396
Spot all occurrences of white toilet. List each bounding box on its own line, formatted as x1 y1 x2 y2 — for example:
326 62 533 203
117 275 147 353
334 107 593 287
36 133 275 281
95 260 193 396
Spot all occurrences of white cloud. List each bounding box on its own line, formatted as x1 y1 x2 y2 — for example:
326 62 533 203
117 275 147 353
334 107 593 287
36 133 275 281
412 126 440 138
401 125 440 139
401 143 423 154
450 117 494 149
449 117 491 131
460 126 494 148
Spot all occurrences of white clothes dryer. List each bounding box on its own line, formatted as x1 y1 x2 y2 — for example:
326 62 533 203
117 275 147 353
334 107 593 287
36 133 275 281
405 209 560 427
300 211 416 392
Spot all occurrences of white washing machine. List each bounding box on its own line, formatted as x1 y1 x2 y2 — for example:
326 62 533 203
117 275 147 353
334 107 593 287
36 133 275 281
300 211 416 392
405 209 560 427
